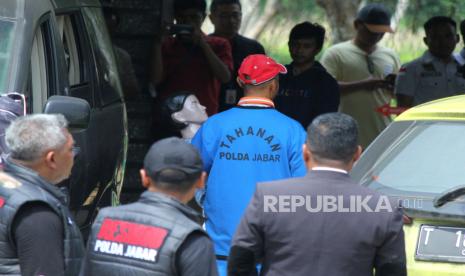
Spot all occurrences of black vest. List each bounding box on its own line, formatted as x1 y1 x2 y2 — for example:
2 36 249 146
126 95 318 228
82 191 208 275
0 159 84 275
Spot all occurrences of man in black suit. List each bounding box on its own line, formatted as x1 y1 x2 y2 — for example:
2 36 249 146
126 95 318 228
228 112 406 276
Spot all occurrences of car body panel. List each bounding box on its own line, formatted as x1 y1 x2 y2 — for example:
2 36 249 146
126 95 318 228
352 94 465 275
404 218 465 275
396 95 465 122
2 0 68 95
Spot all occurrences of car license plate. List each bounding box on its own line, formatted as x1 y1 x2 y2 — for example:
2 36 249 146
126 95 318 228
416 225 465 263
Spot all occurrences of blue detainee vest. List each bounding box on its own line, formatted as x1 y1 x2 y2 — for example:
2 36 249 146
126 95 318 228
192 106 306 255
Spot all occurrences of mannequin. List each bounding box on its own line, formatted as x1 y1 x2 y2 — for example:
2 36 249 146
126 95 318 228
161 92 208 211
161 92 208 141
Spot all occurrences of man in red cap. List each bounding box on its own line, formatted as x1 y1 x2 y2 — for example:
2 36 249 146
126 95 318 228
191 54 307 275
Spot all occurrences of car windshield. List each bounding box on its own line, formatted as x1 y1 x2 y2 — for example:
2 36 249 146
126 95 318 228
361 121 465 197
0 18 15 93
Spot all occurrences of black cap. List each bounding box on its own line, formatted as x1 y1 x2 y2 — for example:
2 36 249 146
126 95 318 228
144 137 203 180
356 3 394 33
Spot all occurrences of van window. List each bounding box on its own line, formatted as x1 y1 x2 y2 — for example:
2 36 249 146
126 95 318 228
0 19 15 93
360 121 465 196
82 7 123 106
56 13 94 106
30 19 57 113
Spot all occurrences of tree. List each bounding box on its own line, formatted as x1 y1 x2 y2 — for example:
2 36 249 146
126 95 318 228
392 0 410 30
241 0 281 39
315 0 361 43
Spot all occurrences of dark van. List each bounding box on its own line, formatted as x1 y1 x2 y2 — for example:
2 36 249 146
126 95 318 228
0 0 128 230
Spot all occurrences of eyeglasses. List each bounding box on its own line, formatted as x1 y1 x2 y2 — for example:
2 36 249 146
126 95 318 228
366 55 375 74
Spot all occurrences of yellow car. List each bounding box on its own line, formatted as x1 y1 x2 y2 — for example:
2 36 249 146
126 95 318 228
351 95 465 275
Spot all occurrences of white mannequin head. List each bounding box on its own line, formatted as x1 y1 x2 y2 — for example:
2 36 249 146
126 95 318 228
162 93 208 140
172 95 208 125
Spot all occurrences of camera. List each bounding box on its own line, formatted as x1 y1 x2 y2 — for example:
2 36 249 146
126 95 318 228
166 24 194 35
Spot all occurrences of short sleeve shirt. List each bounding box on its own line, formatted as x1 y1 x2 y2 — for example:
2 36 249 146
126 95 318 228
159 35 233 115
454 48 465 65
395 51 465 106
191 104 306 256
320 40 400 148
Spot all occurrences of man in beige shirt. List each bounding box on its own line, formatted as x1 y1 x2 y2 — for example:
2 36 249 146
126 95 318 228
321 3 400 148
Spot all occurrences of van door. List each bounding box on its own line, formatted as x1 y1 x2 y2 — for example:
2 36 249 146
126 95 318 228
55 6 127 216
80 6 127 206
29 6 93 223
54 11 98 216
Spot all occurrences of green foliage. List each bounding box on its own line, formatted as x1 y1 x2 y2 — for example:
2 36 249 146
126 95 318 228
265 42 291 65
256 0 326 64
382 30 427 64
278 0 325 18
263 28 429 65
257 0 325 23
366 0 399 12
402 0 465 33
258 0 465 65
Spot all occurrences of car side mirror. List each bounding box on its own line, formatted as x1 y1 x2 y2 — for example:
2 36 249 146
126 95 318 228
43 96 90 129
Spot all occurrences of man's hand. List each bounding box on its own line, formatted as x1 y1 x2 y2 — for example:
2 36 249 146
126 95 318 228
193 29 231 83
360 77 393 91
192 28 208 48
338 76 396 94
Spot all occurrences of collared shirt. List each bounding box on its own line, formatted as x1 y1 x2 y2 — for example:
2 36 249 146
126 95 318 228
453 48 465 65
321 40 400 148
311 166 348 174
395 51 465 106
237 96 274 108
191 98 306 258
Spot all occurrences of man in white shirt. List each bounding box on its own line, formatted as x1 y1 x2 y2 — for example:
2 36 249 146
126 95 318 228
396 16 465 107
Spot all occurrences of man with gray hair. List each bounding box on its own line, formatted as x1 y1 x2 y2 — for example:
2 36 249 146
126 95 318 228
229 112 406 276
0 114 84 275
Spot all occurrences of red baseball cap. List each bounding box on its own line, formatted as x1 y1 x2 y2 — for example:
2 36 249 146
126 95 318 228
237 54 287 85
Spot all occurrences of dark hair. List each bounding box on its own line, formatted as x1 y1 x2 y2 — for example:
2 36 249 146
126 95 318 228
160 92 192 130
460 19 465 37
174 0 207 15
424 16 456 34
210 0 241 13
152 169 201 193
306 113 358 163
289 22 326 49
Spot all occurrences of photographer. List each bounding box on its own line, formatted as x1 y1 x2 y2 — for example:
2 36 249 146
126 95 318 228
152 0 233 116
